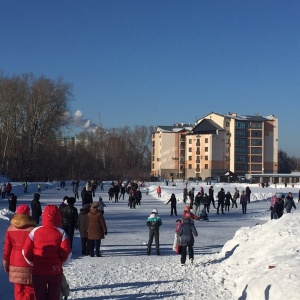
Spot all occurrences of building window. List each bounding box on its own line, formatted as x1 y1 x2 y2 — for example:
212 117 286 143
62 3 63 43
251 164 262 171
225 122 230 127
188 164 192 169
251 122 263 129
251 130 262 138
205 138 208 143
235 156 248 163
189 147 192 152
188 156 192 160
205 164 208 169
251 147 262 154
251 139 262 146
205 155 208 160
189 139 192 144
251 156 262 163
205 147 208 152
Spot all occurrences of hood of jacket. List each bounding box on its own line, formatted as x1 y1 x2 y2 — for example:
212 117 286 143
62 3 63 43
89 207 100 215
33 193 40 201
42 205 61 227
80 204 91 215
11 213 36 229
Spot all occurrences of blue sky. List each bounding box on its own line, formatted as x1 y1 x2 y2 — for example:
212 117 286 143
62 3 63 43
0 0 299 156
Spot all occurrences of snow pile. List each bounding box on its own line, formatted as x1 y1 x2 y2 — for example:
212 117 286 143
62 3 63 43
219 213 300 299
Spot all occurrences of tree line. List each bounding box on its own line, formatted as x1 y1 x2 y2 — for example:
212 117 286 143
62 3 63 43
0 73 153 181
0 72 298 182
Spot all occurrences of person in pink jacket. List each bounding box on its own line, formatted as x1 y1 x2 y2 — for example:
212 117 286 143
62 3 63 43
3 204 36 300
23 205 72 300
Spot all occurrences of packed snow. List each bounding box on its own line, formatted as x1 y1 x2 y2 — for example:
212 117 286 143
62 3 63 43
1 178 299 300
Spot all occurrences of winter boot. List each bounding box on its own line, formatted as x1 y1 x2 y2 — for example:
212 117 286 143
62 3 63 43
90 250 94 257
156 249 160 256
147 248 151 255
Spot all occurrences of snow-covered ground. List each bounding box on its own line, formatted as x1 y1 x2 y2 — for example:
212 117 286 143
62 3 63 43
0 179 299 300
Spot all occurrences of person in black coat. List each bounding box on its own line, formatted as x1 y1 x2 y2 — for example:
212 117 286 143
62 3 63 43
83 190 93 206
284 192 296 213
8 193 17 212
217 188 225 214
177 214 198 265
166 193 178 216
31 193 42 224
245 186 251 203
208 186 216 209
61 197 78 248
224 191 232 212
274 195 285 219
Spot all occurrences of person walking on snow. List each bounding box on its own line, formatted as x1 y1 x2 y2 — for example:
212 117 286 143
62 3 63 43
177 213 198 265
22 205 72 300
157 186 162 198
166 193 178 216
3 204 36 300
240 190 248 214
86 202 107 257
146 208 162 255
284 192 296 213
217 188 225 214
208 186 216 209
31 193 42 225
232 187 239 208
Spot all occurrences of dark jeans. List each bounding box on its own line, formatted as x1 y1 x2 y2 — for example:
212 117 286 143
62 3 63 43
81 237 90 255
242 203 247 214
170 206 177 216
181 245 194 264
90 239 101 256
147 230 159 252
217 201 224 213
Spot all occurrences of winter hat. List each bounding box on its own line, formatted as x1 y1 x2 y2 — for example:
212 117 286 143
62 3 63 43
67 197 76 205
33 193 40 200
152 208 158 214
91 202 99 208
185 206 190 212
42 205 62 227
16 204 30 215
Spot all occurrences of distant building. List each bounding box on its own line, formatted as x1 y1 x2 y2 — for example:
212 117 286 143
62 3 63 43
151 112 278 180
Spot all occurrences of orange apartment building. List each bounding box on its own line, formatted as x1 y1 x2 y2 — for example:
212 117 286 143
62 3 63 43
151 112 278 180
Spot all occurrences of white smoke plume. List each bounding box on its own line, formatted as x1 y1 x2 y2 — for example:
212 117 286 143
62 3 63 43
65 110 99 132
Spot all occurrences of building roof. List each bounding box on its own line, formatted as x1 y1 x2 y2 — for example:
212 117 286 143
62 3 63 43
155 124 194 133
192 119 224 134
198 112 277 123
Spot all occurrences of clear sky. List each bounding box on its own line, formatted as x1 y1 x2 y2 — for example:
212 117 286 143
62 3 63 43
1 0 299 156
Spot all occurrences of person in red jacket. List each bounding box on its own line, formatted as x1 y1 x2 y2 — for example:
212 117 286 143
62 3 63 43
3 204 36 300
182 206 200 221
22 205 72 300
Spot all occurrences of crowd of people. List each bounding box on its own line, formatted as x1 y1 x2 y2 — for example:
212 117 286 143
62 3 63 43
2 179 299 299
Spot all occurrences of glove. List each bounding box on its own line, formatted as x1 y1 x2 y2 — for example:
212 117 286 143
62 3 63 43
104 232 107 235
3 262 9 273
